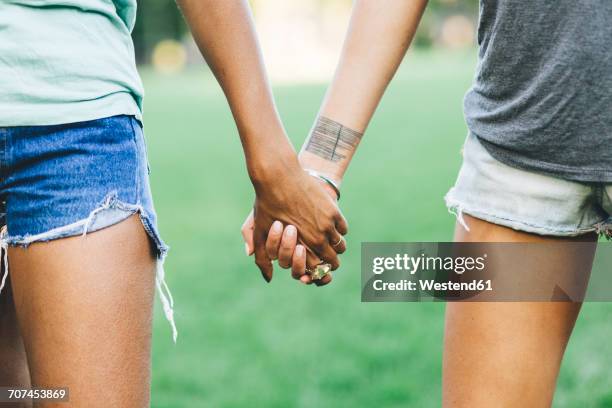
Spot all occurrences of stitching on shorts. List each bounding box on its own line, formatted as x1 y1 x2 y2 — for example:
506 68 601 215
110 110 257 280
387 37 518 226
129 118 142 204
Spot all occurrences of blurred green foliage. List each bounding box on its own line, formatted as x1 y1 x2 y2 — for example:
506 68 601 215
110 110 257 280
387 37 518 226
133 0 186 64
416 0 479 47
132 0 479 63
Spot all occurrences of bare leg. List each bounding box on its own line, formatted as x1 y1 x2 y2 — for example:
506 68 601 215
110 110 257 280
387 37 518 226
9 215 156 407
0 273 32 408
443 214 595 407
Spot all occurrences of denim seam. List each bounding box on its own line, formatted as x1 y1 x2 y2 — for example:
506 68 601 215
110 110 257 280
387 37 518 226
129 118 142 205
132 118 151 175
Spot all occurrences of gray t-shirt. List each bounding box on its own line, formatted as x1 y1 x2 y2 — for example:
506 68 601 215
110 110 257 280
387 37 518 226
464 0 612 182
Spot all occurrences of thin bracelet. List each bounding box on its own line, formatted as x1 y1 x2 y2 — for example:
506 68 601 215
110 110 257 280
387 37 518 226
305 169 341 200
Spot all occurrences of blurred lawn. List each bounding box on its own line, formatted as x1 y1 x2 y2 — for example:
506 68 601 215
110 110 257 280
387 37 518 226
141 51 612 407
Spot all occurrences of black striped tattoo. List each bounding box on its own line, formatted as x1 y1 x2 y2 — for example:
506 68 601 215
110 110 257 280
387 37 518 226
305 116 363 163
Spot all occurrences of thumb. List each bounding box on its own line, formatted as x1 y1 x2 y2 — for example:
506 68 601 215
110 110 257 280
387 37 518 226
241 210 255 256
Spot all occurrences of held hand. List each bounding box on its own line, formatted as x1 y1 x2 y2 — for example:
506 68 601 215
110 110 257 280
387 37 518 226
242 178 346 285
245 165 348 282
242 215 314 283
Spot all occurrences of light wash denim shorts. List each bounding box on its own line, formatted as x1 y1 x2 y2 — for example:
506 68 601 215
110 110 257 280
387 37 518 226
0 115 176 340
445 133 612 237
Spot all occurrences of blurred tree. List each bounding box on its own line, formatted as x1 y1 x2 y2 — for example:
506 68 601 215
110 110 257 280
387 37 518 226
415 0 479 48
132 0 186 64
131 0 479 64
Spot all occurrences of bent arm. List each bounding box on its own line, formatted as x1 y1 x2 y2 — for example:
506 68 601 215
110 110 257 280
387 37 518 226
299 0 429 183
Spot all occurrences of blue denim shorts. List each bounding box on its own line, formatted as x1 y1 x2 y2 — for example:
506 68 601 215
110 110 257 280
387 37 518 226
445 133 612 237
0 115 176 340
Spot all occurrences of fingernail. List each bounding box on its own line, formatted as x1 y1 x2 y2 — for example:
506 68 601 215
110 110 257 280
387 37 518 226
286 225 296 237
272 221 282 233
295 245 304 257
244 243 250 255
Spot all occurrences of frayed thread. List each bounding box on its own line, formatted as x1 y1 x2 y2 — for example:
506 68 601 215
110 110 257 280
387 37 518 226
0 192 177 343
82 192 178 343
81 193 117 237
447 205 471 232
156 261 177 342
595 222 612 240
0 226 8 296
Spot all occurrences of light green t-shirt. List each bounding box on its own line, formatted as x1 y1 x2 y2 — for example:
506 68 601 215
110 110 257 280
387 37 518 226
0 0 143 126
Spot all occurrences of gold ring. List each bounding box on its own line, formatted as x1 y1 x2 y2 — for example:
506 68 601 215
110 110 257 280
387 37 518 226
332 237 344 248
307 263 332 280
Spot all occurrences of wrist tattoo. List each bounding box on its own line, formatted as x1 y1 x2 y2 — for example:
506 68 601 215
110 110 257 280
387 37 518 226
305 116 363 163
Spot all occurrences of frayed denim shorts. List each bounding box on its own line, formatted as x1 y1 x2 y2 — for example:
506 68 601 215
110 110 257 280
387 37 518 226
445 133 612 238
0 115 176 341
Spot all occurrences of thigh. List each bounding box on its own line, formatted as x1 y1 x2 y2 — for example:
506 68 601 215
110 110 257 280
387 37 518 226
0 273 31 391
9 215 155 407
443 215 594 408
0 206 30 394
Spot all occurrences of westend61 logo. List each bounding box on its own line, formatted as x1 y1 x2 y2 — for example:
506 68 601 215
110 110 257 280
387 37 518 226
372 253 487 275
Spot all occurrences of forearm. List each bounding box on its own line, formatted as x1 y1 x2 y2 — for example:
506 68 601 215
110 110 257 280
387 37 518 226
299 0 428 183
177 0 297 181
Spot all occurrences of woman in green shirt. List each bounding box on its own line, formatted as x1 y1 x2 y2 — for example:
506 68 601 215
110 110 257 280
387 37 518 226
0 0 345 405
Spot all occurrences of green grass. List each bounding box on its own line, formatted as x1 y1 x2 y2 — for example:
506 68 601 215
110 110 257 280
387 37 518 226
141 51 612 407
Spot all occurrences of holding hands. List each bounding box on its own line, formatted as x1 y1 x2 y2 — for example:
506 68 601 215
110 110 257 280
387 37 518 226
179 0 423 286
242 173 346 286
241 114 362 286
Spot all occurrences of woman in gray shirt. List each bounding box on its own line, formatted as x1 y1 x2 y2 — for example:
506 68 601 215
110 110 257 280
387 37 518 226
248 1 612 406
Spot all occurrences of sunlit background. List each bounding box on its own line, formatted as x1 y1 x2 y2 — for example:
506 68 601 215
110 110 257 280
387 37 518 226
134 0 478 81
133 1 612 407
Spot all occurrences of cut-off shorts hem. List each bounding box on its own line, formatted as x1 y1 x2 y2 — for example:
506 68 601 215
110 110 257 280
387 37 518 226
0 190 177 343
444 132 612 240
2 191 168 254
445 193 612 238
